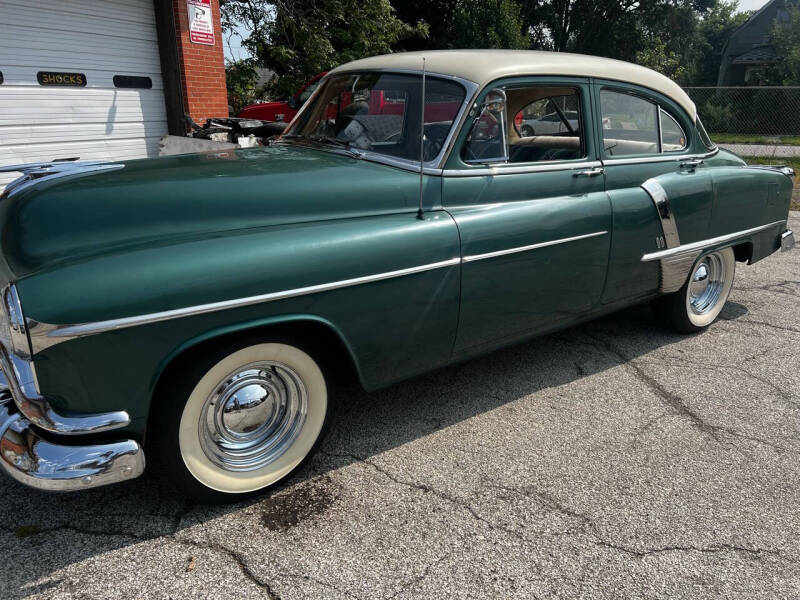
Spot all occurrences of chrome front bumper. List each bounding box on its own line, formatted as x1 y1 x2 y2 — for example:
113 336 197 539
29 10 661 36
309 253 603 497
782 230 795 252
0 392 144 491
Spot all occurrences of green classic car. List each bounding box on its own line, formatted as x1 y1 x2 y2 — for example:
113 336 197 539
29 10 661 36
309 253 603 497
0 51 794 501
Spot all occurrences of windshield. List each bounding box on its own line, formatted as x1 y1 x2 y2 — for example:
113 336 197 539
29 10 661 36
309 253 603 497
284 72 467 163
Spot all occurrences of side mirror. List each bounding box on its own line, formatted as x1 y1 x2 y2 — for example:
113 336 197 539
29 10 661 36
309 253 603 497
465 88 509 164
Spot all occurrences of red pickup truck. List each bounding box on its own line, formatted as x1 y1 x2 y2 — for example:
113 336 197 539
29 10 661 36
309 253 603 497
237 72 327 123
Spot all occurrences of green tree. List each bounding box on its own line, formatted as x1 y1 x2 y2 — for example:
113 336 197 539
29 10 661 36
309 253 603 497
393 0 527 50
222 0 427 99
769 1 800 85
635 38 688 83
451 0 529 48
225 58 259 113
391 1 460 50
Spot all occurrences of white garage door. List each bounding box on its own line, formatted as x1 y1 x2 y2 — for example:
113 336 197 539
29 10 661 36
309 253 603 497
0 0 168 190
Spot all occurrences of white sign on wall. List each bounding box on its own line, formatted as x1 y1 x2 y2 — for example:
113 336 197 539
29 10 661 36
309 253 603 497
188 0 215 45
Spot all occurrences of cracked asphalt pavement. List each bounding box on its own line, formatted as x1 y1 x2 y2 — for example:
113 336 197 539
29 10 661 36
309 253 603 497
2 212 799 599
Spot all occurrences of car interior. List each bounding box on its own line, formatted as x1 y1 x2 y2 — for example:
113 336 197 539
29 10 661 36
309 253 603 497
463 86 585 164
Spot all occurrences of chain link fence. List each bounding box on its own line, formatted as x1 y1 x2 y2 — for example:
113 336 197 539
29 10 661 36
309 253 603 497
684 86 800 160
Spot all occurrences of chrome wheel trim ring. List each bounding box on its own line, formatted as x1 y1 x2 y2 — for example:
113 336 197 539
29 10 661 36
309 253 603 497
688 252 726 315
198 361 308 472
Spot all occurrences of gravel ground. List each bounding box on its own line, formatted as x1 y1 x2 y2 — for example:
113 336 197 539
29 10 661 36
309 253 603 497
1 213 799 600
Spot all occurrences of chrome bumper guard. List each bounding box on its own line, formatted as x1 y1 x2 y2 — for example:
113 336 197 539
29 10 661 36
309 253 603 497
0 392 144 491
782 230 795 252
0 346 130 435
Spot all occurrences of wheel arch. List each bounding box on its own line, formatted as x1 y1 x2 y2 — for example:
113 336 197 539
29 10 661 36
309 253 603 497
146 314 364 434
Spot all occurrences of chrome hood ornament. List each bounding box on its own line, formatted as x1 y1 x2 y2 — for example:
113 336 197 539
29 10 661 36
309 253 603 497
1 157 124 198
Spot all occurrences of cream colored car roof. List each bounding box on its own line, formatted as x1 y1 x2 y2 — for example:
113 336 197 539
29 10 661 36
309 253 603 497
329 50 697 120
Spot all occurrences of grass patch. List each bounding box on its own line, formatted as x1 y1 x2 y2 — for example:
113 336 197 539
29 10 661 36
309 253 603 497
746 156 800 211
712 133 800 146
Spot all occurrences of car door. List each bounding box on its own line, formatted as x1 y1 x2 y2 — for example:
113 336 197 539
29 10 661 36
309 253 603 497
442 77 612 355
594 83 714 303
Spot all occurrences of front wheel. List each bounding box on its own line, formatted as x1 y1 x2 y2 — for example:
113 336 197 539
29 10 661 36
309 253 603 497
653 246 735 334
151 340 330 502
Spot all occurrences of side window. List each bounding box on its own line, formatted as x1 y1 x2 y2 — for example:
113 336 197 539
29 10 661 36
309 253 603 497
515 94 580 138
600 90 658 155
660 108 687 151
463 86 585 164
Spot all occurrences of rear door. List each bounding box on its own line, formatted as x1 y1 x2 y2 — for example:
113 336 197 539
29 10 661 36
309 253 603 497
443 77 612 355
594 82 714 303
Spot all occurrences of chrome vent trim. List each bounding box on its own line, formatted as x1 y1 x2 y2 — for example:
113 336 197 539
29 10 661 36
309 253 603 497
641 179 680 249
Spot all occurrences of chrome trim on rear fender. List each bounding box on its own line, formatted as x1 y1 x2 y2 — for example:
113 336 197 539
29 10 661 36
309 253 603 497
641 179 680 249
748 165 795 178
643 220 787 293
0 394 144 491
641 220 786 262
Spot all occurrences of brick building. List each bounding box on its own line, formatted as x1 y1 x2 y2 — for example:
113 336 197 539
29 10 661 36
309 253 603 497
0 0 229 189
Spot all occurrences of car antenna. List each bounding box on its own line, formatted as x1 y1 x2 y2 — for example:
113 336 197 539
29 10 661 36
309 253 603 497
417 57 426 220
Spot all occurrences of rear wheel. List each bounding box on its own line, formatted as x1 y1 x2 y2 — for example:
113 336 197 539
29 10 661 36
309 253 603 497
151 340 329 503
654 247 735 334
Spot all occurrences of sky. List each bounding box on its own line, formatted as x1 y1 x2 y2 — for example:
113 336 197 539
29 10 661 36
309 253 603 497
222 0 774 62
737 0 770 11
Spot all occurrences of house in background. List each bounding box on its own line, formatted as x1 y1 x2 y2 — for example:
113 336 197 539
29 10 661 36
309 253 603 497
718 0 791 85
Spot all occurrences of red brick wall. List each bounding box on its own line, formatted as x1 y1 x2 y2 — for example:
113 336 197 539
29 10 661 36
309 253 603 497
173 0 228 122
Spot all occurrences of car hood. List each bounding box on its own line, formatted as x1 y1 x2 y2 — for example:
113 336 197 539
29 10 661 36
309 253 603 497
0 144 421 278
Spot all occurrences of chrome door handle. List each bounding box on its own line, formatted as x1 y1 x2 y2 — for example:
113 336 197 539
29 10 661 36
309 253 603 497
679 159 704 169
573 167 604 177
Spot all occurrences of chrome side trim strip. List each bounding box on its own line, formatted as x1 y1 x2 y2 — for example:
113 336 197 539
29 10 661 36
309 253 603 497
33 257 463 343
641 179 680 249
462 231 608 263
641 220 786 262
602 147 718 167
442 160 601 178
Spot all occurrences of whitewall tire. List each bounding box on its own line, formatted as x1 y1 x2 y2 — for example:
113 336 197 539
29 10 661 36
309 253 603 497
655 246 736 334
152 340 329 502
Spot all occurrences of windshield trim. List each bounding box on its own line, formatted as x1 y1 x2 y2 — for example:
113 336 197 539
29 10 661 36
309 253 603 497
278 69 479 172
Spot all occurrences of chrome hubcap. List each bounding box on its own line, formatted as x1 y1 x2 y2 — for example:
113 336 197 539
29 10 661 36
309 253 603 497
199 361 308 471
688 253 725 315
